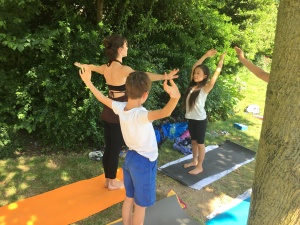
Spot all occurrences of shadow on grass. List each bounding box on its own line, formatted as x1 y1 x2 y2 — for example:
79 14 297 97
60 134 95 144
0 152 104 206
156 119 259 224
0 111 261 224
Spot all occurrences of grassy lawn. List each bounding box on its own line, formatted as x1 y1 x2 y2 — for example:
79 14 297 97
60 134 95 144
0 68 267 224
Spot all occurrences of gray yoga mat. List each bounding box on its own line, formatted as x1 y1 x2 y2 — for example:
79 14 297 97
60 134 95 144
159 140 255 188
111 194 199 225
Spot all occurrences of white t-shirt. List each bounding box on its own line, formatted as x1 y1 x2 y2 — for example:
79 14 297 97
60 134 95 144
112 101 158 161
185 88 208 120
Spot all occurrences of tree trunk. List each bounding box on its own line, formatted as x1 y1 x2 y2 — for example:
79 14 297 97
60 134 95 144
96 0 104 23
248 0 300 224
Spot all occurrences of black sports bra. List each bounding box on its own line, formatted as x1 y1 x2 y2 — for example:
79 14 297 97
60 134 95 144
107 59 122 67
106 59 126 98
107 84 126 98
107 84 126 92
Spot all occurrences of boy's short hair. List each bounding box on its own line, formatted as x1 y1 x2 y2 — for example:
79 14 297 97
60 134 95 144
126 71 151 99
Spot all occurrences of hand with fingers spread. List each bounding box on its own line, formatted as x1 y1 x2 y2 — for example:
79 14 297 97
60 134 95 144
163 76 181 99
164 69 179 80
79 66 92 84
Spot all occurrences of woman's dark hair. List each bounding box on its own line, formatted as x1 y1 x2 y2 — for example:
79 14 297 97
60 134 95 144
102 34 127 61
182 64 210 111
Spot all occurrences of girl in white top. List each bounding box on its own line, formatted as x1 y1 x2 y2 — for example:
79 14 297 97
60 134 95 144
183 49 226 175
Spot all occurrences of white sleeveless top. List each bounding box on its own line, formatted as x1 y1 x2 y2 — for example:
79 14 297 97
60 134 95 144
185 88 208 120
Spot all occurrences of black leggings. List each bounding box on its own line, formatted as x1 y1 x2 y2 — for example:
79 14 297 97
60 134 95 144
102 121 125 179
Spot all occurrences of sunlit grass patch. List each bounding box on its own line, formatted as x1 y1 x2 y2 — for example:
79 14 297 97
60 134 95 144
0 68 268 224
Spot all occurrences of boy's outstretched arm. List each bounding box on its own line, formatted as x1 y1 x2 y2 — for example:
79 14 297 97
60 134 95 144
234 46 269 82
146 69 179 82
148 77 181 121
79 67 113 108
204 52 226 93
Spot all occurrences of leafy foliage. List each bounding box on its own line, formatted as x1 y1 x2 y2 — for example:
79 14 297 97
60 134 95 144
216 0 278 57
0 0 277 154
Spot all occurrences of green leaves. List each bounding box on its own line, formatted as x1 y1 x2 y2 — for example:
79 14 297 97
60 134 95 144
0 0 277 151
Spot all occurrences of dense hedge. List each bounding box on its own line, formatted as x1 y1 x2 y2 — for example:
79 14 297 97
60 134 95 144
0 0 277 156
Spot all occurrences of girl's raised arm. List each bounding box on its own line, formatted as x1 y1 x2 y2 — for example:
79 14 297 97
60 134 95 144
204 52 226 93
190 49 217 80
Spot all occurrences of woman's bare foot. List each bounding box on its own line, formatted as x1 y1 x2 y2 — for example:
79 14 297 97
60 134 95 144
108 179 124 190
184 161 198 168
188 167 203 175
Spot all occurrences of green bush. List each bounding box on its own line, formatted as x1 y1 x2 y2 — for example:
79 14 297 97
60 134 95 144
0 0 276 152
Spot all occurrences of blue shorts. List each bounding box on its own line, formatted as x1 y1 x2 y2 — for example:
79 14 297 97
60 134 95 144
122 150 157 207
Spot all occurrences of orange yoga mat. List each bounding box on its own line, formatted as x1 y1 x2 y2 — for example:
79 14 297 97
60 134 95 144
0 169 125 225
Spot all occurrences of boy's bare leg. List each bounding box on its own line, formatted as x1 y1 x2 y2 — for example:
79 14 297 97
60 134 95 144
108 179 124 190
122 197 134 225
184 140 199 168
189 143 205 175
132 203 146 225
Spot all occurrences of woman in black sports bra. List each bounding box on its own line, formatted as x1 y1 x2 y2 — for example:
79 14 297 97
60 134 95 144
75 34 179 190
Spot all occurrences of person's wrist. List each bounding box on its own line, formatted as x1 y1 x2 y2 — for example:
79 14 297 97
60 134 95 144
170 92 181 99
85 80 92 86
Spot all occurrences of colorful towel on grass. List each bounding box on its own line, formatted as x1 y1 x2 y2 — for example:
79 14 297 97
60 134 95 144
0 169 125 225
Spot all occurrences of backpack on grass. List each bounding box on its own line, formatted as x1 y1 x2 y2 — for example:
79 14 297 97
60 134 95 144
154 125 167 148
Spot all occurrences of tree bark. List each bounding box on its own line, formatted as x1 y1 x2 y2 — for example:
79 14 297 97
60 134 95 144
96 0 104 23
248 0 300 224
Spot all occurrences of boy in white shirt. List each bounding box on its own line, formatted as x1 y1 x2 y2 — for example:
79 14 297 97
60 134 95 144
79 68 180 225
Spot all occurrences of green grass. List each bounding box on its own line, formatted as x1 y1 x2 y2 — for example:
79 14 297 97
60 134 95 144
0 68 267 224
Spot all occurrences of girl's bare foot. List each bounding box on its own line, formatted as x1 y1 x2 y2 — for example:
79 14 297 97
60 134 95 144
184 161 198 168
188 167 203 175
108 179 124 190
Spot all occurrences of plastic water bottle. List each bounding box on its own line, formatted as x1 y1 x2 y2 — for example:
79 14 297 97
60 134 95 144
169 124 176 140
